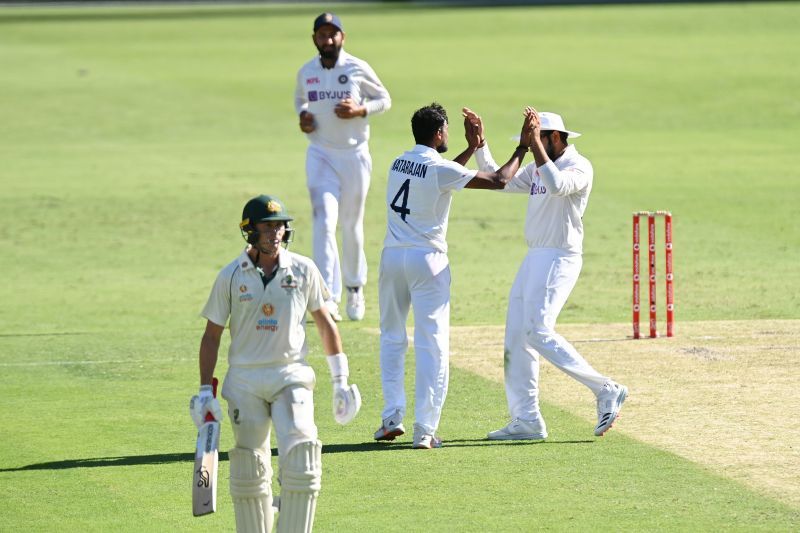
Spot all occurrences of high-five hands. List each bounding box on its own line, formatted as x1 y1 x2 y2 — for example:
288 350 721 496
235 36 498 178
519 106 539 150
462 107 485 149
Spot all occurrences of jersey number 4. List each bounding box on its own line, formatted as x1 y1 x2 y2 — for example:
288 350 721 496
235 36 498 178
390 179 411 222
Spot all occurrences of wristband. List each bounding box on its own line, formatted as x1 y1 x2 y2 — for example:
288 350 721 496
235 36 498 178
326 352 349 379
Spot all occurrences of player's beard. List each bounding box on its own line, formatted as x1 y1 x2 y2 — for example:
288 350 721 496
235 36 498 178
436 143 448 154
317 43 341 62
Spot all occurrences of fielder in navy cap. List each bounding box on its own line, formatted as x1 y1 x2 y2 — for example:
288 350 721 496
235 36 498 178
313 12 343 32
296 8 391 323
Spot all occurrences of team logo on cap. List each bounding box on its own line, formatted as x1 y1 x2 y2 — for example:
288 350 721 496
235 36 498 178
338 74 348 84
262 303 274 316
266 200 281 213
324 13 333 22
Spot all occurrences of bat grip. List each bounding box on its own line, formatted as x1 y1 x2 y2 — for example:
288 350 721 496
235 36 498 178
204 377 219 422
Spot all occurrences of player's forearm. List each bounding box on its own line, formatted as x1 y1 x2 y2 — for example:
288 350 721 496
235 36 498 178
495 146 528 183
474 143 501 172
452 146 475 166
199 332 221 385
364 96 391 116
311 308 344 355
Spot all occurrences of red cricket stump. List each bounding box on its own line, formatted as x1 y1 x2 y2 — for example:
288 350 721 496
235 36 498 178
665 213 674 337
632 211 674 339
632 214 641 339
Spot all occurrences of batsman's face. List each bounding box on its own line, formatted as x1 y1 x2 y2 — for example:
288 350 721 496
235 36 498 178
254 221 286 256
313 25 344 61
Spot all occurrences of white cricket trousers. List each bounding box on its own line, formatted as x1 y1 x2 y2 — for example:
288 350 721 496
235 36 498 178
306 143 371 302
504 248 609 421
378 247 451 435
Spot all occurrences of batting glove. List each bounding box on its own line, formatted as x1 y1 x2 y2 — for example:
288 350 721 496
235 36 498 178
327 353 362 425
189 384 223 428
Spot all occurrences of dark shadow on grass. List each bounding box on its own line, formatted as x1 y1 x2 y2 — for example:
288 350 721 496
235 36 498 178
321 437 594 453
0 452 201 472
0 437 594 471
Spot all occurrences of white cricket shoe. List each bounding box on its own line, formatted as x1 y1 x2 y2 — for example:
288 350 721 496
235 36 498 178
345 286 365 321
325 300 342 322
374 411 405 441
487 418 548 440
594 381 628 436
412 425 442 449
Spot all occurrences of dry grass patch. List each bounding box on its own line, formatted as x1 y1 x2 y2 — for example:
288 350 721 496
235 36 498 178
449 320 800 508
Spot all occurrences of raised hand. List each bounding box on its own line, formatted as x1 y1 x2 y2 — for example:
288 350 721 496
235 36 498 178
462 107 485 149
519 106 537 149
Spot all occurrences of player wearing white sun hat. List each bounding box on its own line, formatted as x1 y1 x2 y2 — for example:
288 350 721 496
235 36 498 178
463 107 628 440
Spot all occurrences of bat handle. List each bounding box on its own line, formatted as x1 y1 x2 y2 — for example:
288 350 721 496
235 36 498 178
204 377 219 422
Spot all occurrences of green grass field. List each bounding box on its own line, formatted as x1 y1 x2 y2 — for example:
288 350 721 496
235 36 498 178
1 2 799 531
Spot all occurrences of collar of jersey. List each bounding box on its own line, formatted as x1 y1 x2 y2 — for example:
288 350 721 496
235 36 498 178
411 144 441 158
238 248 291 272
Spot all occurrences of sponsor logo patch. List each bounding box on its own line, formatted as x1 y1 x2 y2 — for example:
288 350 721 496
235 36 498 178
309 90 351 102
306 77 320 85
262 303 275 316
256 318 279 332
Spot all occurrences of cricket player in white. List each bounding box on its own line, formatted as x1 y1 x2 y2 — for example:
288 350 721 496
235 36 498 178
190 195 361 532
463 107 628 440
295 12 391 322
374 103 534 449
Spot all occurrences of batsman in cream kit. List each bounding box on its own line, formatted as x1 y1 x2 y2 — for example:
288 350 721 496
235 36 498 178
190 195 361 532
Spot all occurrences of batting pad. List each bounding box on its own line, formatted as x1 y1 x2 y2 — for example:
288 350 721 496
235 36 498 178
276 440 322 533
229 447 274 533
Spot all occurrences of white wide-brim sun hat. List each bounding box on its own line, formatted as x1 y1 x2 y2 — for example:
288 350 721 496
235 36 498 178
539 112 581 138
513 111 581 140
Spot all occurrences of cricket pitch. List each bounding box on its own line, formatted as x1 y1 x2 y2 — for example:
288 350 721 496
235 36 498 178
449 319 800 508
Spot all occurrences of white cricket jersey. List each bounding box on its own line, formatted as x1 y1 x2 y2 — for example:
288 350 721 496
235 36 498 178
475 143 593 254
383 144 477 253
295 50 391 150
201 249 329 368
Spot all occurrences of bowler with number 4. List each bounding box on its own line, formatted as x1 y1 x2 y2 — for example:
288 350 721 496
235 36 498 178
190 194 361 532
375 103 534 449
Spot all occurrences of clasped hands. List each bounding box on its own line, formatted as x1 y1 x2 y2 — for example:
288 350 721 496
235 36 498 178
462 106 541 151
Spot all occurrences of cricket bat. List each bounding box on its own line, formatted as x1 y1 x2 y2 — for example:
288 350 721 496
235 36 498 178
192 377 220 517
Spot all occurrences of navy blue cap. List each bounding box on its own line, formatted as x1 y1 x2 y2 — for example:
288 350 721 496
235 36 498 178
313 12 343 32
